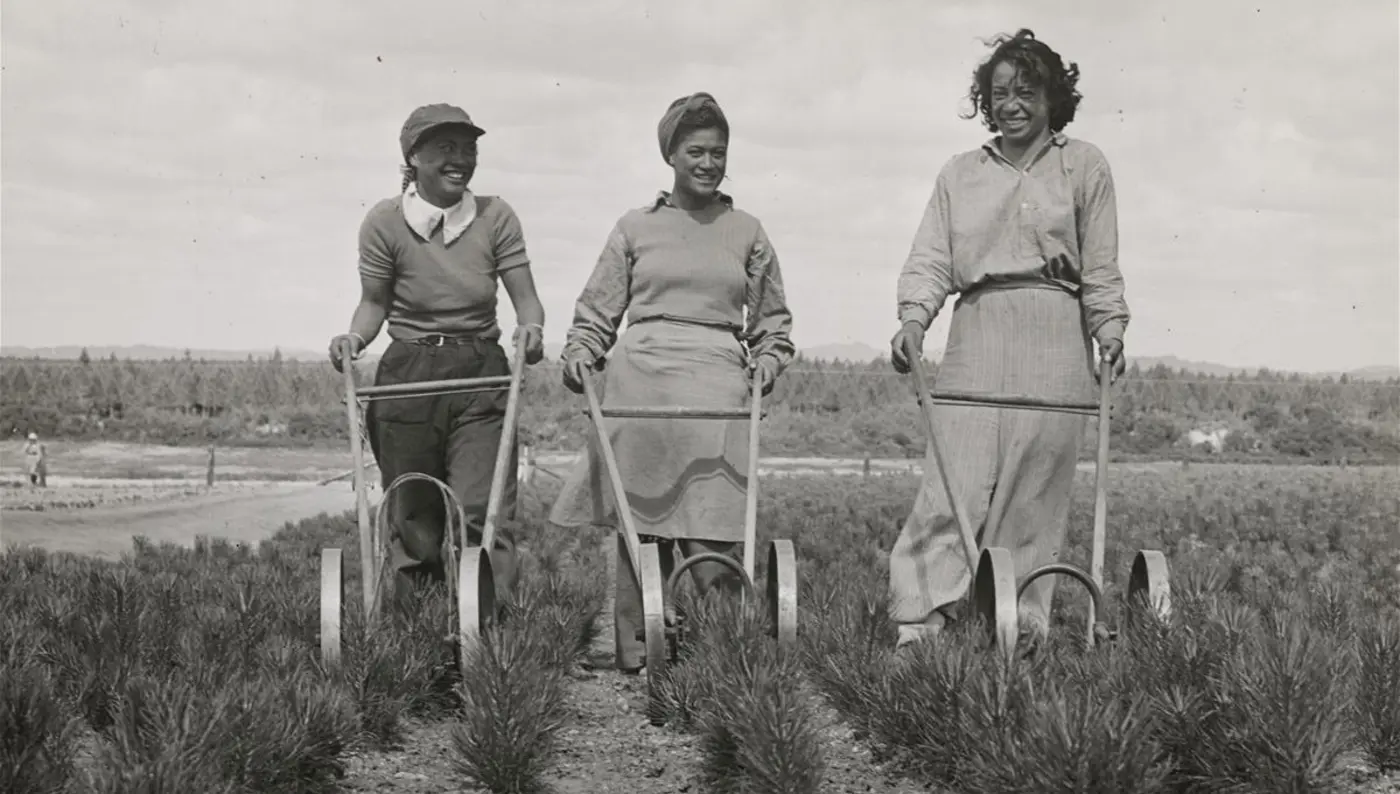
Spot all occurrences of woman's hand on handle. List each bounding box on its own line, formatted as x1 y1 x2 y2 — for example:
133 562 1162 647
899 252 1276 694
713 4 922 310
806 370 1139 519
1096 338 1126 385
515 324 545 365
889 321 926 375
328 333 366 373
749 357 778 396
562 357 593 395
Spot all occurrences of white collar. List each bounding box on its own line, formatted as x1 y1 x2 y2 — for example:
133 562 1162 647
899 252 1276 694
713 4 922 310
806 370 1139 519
401 182 478 244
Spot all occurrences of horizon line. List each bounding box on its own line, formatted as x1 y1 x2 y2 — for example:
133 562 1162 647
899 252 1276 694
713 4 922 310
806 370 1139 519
1 342 1396 378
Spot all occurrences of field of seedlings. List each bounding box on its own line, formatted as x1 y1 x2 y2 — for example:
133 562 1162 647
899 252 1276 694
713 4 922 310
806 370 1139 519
4 461 1399 793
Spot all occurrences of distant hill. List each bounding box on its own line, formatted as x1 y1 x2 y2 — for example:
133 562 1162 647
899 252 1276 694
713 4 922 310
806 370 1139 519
1125 356 1398 383
1 343 1395 382
0 345 328 362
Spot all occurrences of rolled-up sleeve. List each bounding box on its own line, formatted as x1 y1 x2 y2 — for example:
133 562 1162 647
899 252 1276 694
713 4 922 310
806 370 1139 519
744 222 796 377
896 167 955 329
358 211 397 287
491 199 531 273
1076 152 1129 345
563 221 632 363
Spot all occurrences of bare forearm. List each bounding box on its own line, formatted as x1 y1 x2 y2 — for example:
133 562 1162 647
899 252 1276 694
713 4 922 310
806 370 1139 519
514 295 545 329
349 299 387 345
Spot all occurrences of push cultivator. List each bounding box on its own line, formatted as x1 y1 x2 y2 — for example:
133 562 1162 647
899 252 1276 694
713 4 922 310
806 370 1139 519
319 335 528 672
578 365 799 720
903 342 1171 659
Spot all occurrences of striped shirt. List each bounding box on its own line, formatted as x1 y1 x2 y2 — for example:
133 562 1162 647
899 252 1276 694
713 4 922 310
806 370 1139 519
563 191 796 374
897 132 1130 345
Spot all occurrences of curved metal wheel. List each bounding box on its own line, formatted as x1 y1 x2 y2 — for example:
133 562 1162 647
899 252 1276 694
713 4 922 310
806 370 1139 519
766 539 798 651
1016 561 1111 645
1126 549 1171 624
972 547 1020 661
638 542 670 726
319 548 342 669
663 551 755 627
377 472 472 649
456 546 496 661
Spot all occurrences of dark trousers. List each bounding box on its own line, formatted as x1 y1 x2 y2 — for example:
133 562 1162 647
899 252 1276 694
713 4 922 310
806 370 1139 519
366 338 519 609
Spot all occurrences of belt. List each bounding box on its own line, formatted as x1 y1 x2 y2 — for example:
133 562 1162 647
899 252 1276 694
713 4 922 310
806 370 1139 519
632 314 743 335
956 278 1076 306
406 334 487 347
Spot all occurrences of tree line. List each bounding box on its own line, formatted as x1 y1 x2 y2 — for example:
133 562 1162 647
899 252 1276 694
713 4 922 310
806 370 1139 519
2 352 1397 463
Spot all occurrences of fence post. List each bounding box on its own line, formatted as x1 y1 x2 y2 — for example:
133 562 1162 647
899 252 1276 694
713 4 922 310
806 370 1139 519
863 457 871 478
207 445 216 488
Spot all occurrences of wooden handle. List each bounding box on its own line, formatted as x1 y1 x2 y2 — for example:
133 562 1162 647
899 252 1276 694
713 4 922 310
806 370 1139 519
580 370 646 581
357 375 514 398
904 338 982 577
595 406 759 420
339 338 377 628
479 336 529 553
926 390 1101 416
743 367 762 584
1086 356 1113 648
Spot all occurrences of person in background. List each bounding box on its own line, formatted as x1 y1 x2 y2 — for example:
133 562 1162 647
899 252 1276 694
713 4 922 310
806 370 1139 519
549 92 796 672
888 29 1129 650
328 103 546 609
24 432 46 487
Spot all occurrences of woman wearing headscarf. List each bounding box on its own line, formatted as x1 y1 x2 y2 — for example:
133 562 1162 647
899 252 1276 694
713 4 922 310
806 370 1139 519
888 30 1130 649
549 92 796 672
328 103 546 610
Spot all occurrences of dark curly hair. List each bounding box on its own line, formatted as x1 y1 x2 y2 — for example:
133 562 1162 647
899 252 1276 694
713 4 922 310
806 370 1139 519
961 29 1082 134
670 105 730 154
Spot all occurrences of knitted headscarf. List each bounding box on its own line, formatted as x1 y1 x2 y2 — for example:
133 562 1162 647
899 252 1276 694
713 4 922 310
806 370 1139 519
656 92 728 163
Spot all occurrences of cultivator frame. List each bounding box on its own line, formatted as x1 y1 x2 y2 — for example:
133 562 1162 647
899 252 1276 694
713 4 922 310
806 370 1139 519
903 342 1171 660
319 335 529 672
578 365 799 723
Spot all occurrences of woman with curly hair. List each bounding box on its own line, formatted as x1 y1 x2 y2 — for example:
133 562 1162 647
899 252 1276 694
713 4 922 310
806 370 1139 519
550 92 796 672
887 29 1130 649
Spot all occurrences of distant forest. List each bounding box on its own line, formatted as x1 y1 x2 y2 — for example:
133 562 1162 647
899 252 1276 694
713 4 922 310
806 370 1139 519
2 351 1397 464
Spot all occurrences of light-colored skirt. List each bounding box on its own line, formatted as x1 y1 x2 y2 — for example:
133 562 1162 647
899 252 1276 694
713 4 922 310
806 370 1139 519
548 319 751 543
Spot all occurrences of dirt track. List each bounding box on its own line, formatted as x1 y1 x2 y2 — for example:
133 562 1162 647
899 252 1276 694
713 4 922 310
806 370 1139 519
1 482 365 560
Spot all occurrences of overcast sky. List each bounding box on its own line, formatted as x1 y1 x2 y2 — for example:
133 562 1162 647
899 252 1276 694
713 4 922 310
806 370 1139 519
2 0 1396 372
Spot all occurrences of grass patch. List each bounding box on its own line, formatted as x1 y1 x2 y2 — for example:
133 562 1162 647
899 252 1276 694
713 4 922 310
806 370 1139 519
0 488 597 792
653 587 827 793
789 466 1400 792
1 462 1395 789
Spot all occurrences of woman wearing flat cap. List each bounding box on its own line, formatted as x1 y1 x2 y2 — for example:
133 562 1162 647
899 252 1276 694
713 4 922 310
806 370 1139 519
549 92 796 672
888 30 1130 650
329 102 546 610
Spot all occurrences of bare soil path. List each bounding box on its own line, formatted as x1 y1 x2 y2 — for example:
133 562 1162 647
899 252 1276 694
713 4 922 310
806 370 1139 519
336 590 928 794
1 481 362 559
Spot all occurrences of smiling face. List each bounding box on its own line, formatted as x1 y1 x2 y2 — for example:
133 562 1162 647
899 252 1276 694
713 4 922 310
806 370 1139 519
409 125 479 207
989 60 1051 149
669 127 727 201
